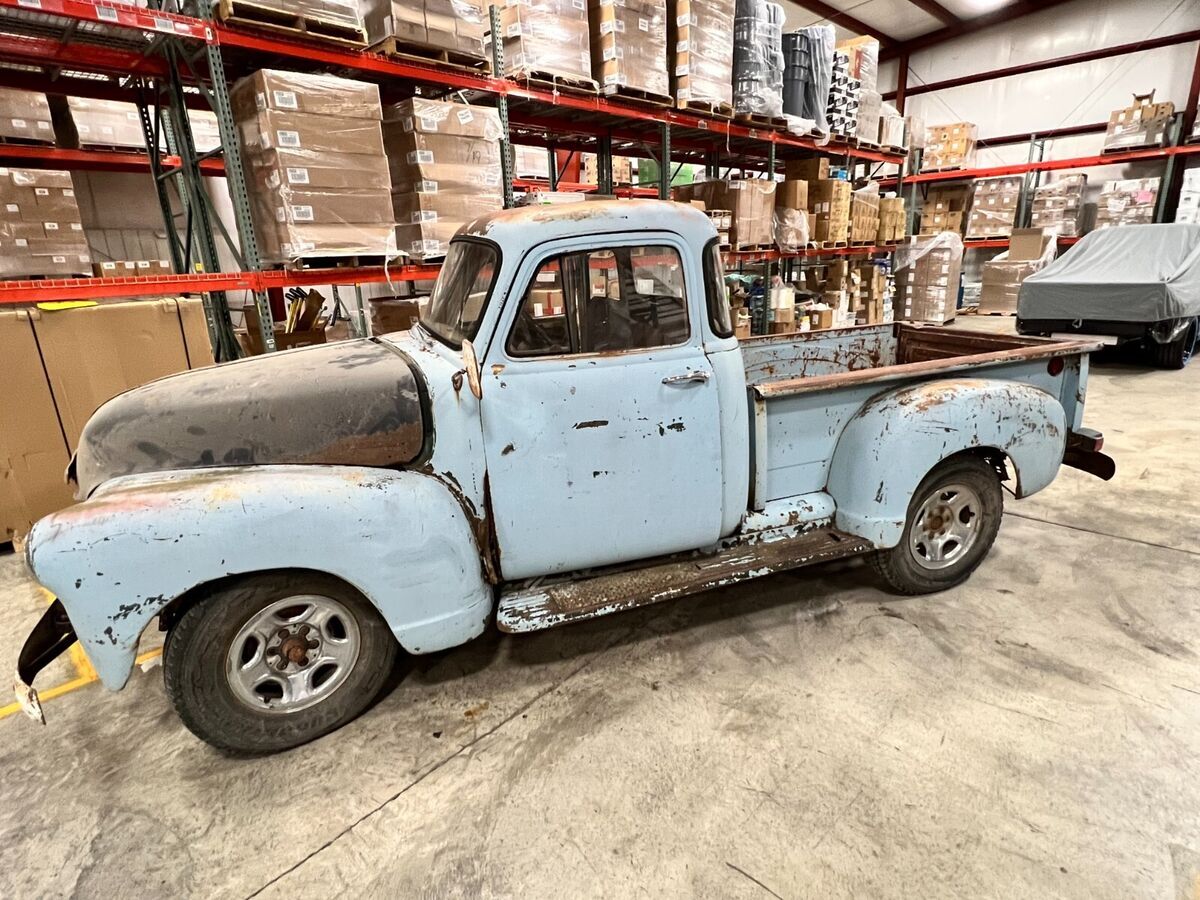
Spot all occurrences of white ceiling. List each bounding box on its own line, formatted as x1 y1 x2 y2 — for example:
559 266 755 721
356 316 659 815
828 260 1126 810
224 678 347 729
778 0 1021 44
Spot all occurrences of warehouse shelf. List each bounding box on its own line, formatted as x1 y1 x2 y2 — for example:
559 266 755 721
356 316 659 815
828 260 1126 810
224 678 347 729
512 178 659 198
0 264 441 304
0 144 225 175
881 144 1200 188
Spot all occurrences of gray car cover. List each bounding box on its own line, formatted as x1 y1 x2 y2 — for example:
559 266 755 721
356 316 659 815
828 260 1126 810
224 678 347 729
1019 223 1200 322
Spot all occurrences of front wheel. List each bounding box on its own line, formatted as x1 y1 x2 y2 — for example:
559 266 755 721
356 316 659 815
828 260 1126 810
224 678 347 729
872 456 1004 595
164 572 398 755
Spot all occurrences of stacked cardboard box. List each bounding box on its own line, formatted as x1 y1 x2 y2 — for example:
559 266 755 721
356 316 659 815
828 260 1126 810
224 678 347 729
587 0 670 100
918 184 969 235
878 101 904 149
784 157 828 181
1175 169 1200 224
966 175 1022 239
877 196 905 244
1096 177 1160 229
514 144 551 179
922 122 977 172
979 228 1052 315
850 261 889 325
1 298 213 540
188 109 223 154
499 0 593 85
774 179 808 251
0 168 91 278
93 259 173 277
705 207 733 246
808 178 850 244
55 97 146 149
0 88 55 144
674 178 774 248
669 0 734 111
232 70 395 264
360 0 486 60
895 233 962 325
850 184 879 244
1030 174 1086 236
836 36 878 142
580 152 633 185
385 97 503 260
826 51 858 138
1104 92 1174 152
732 0 784 119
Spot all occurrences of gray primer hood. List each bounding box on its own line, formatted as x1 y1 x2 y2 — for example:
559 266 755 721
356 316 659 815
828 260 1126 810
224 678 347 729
73 339 428 497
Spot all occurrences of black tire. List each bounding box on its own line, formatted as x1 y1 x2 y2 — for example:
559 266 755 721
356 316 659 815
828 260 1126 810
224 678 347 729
1150 318 1197 370
164 572 398 755
871 455 1004 596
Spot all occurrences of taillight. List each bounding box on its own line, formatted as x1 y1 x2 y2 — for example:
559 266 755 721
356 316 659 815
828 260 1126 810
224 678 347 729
1047 357 1065 376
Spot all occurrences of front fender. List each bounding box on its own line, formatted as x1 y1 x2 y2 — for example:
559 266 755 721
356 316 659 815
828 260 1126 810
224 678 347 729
826 378 1066 547
26 466 493 690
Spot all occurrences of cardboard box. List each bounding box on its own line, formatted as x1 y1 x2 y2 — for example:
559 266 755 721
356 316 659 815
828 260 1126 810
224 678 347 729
1096 177 1159 229
674 178 774 248
0 88 54 144
669 0 734 109
499 0 594 85
385 97 503 140
807 178 850 244
360 0 487 60
368 297 423 334
0 309 74 542
877 196 905 243
1104 91 1174 152
238 109 386 156
231 69 382 120
589 0 669 100
783 157 829 181
55 96 146 149
979 228 1052 315
921 121 977 172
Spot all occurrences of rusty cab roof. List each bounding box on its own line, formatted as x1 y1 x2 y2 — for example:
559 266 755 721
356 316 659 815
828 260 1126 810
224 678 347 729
459 199 718 254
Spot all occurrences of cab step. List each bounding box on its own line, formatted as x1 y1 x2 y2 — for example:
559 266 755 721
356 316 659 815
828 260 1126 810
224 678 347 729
496 528 873 633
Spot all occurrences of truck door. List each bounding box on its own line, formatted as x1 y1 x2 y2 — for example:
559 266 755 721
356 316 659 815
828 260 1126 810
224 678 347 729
480 236 724 580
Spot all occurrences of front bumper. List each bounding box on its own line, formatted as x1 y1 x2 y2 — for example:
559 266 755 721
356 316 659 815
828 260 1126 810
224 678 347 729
13 598 77 724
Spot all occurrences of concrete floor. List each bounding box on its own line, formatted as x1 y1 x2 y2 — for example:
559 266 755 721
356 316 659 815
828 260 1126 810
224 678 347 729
2 318 1200 899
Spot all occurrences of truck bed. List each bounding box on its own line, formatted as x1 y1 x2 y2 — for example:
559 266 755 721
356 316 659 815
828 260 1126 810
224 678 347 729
741 323 1099 506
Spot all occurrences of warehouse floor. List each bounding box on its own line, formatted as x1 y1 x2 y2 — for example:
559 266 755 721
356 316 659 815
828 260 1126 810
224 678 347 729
2 318 1200 899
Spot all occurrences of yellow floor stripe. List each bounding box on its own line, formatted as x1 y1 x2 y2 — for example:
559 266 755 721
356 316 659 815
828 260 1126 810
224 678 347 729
3 586 161 722
0 648 163 722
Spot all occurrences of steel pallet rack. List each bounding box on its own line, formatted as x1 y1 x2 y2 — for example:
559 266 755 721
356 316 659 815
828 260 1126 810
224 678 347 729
0 0 905 350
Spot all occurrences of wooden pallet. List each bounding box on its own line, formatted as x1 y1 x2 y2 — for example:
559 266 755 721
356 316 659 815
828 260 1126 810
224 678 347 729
514 71 599 96
273 254 396 272
677 99 734 120
0 134 55 147
216 0 368 48
367 36 489 74
964 235 1013 242
734 112 788 130
77 142 149 153
1100 140 1168 155
602 85 673 109
883 145 906 155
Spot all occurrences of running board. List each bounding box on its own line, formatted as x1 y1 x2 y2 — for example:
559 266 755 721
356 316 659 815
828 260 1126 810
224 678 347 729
496 528 874 634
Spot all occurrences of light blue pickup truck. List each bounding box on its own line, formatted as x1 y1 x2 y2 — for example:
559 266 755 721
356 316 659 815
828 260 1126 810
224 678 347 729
15 200 1112 754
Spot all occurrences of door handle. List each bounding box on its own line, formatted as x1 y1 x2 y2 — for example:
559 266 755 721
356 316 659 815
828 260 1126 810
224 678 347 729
662 369 711 385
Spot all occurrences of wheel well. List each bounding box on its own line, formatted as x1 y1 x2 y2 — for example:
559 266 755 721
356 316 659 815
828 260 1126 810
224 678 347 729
153 568 370 635
950 446 1012 486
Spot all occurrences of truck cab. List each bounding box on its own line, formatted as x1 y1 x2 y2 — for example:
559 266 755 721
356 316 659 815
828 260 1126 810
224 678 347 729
15 200 1112 755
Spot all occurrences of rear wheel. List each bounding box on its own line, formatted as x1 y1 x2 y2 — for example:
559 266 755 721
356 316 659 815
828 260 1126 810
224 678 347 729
1150 318 1197 370
872 456 1004 595
164 572 398 755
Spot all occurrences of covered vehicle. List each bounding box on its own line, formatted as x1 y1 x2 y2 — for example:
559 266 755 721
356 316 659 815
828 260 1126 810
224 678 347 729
1017 223 1200 368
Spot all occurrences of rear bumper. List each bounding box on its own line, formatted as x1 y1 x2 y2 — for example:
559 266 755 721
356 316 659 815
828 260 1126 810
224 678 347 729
1063 428 1116 481
13 598 77 724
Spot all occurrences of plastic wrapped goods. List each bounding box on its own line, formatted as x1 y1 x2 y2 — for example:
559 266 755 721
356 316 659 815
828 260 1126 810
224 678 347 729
499 0 593 85
855 88 880 145
836 36 878 93
894 231 962 325
877 196 905 244
231 70 395 264
965 175 1022 239
733 0 784 119
1104 92 1173 152
774 179 809 252
878 102 904 149
978 228 1055 315
1096 177 1159 229
384 98 504 260
588 0 669 100
0 88 54 144
360 0 487 60
59 97 145 150
669 0 734 111
825 50 858 138
782 26 833 134
850 182 879 244
922 122 977 172
0 168 91 278
674 178 775 248
1031 174 1086 236
1176 169 1200 224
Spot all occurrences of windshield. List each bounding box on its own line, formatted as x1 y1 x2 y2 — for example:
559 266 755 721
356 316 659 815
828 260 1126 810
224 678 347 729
422 239 499 347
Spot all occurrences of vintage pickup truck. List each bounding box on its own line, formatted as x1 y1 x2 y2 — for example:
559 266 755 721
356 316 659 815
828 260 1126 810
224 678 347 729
15 200 1113 754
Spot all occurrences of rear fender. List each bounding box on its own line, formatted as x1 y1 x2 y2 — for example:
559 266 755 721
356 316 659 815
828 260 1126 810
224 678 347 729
826 378 1066 547
26 466 493 690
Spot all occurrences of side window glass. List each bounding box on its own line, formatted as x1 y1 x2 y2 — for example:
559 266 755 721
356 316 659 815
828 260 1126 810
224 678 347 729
508 245 690 358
